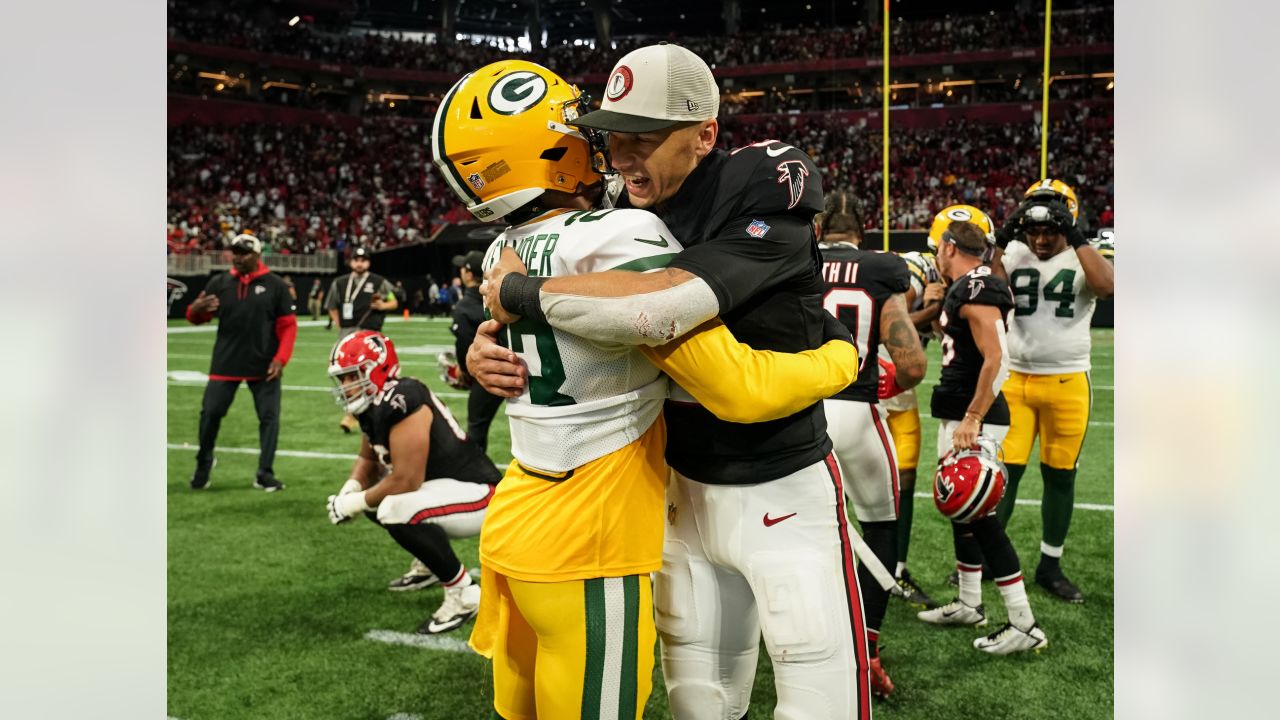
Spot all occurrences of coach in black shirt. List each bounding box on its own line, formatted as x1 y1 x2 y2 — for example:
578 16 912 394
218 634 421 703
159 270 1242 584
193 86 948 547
449 250 504 452
185 233 297 491
476 43 872 719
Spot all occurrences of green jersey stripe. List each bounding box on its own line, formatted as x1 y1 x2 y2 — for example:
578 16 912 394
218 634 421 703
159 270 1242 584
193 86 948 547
581 578 606 720
609 253 679 273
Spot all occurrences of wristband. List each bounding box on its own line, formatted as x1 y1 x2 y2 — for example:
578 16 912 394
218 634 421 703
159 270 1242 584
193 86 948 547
498 274 549 325
1065 225 1087 249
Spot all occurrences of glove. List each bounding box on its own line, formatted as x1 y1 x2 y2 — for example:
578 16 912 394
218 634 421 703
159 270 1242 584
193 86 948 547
339 478 363 495
1045 203 1087 248
877 356 909 400
994 202 1032 249
437 351 470 389
327 490 370 525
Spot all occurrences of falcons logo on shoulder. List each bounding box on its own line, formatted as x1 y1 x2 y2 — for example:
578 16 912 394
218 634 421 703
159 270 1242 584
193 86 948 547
776 160 809 210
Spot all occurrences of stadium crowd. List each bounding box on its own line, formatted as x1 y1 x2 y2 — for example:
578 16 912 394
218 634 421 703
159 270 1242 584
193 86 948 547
167 120 469 255
169 1 1111 74
167 102 1111 254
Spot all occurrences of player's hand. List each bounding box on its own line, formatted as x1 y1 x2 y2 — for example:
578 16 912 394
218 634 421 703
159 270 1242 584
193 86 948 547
327 491 369 525
953 415 981 451
466 319 526 398
877 357 908 399
1046 204 1087 248
482 247 528 324
923 282 946 305
190 292 220 314
265 359 284 381
994 203 1032 248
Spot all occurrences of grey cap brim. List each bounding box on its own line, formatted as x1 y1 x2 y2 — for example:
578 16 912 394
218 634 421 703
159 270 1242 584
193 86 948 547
569 109 683 133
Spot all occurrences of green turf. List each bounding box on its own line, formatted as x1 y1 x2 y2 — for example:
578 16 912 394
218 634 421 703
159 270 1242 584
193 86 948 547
168 319 1112 719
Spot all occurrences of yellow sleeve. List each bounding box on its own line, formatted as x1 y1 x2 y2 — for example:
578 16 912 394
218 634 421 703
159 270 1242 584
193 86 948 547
639 320 858 424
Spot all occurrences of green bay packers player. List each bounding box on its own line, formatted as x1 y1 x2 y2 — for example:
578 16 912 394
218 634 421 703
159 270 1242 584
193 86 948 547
430 59 860 720
882 204 995 609
992 180 1115 603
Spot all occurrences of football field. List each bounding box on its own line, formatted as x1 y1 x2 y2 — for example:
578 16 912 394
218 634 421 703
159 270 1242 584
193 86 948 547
167 318 1113 719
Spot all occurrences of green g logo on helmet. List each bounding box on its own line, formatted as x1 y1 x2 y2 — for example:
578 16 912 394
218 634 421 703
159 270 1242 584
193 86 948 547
487 71 549 116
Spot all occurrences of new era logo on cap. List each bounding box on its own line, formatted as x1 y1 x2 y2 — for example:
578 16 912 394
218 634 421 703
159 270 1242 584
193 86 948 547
571 43 720 133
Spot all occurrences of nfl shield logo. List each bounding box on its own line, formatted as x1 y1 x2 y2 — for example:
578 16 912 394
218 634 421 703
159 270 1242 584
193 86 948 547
746 220 771 238
468 173 485 190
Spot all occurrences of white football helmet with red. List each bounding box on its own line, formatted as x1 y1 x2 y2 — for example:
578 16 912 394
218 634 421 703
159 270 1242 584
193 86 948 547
327 330 400 415
934 435 1007 523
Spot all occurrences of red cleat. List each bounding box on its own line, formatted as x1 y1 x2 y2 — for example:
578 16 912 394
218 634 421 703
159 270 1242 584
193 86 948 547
869 656 895 698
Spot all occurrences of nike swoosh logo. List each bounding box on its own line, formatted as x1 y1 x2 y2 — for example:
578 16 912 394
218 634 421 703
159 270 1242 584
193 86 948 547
762 512 797 527
1058 378 1071 383
765 144 794 157
634 235 670 247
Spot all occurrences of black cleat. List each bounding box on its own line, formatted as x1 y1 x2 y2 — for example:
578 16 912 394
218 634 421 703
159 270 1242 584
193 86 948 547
895 568 939 609
190 457 216 490
254 472 285 492
1035 567 1084 603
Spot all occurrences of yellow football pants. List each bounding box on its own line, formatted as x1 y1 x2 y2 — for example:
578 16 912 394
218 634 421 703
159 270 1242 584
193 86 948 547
1001 370 1093 469
886 407 922 472
476 568 655 720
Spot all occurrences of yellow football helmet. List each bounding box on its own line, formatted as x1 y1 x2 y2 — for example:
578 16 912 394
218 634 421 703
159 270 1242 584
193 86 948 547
927 204 995 251
1023 178 1079 222
430 59 605 222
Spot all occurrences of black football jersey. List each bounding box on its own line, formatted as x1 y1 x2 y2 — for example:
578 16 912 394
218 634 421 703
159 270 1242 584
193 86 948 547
659 142 832 485
930 267 1015 424
819 243 913 403
358 377 502 485
203 270 295 378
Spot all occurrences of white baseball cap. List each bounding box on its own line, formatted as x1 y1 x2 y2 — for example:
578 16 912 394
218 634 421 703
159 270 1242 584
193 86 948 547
571 43 720 133
230 233 262 254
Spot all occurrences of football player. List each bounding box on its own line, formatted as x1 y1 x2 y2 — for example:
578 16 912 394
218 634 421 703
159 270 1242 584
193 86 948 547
816 189 927 697
324 330 502 634
883 205 994 608
990 181 1115 603
917 219 1049 655
478 44 875 720
431 59 862 720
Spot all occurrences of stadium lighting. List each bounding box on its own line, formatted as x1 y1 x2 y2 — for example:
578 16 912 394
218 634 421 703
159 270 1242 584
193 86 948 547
288 16 300 26
1106 80 1114 90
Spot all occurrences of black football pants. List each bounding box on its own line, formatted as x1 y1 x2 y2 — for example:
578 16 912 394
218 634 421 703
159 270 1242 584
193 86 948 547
196 378 281 477
467 383 503 453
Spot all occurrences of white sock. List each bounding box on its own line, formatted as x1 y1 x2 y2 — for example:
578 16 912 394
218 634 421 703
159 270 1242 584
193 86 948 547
895 561 906 578
443 566 472 589
996 574 1035 630
1040 541 1064 558
957 562 982 607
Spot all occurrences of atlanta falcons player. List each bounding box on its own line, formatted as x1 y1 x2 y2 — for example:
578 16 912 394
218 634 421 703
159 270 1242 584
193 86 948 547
816 188 927 697
918 220 1048 655
325 330 502 635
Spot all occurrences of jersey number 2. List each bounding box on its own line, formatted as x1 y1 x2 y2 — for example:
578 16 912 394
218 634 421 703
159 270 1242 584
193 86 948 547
822 288 874 371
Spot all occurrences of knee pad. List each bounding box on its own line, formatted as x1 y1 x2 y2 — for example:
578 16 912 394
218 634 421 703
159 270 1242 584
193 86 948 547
654 541 703 644
747 553 837 664
666 682 731 720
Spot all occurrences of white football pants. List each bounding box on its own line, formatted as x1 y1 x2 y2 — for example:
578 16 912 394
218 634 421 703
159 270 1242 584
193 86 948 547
824 398 900 523
375 478 494 538
655 455 872 720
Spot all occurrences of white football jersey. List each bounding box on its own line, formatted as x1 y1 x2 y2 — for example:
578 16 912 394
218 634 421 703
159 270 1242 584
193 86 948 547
1000 242 1097 374
482 207 683 471
900 251 940 312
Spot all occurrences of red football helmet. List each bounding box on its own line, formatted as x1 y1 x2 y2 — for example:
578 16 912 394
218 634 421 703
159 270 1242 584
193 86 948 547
934 436 1007 523
328 330 400 415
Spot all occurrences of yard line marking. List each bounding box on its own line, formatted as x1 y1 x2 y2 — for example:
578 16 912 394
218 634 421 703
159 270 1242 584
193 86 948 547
387 714 424 720
167 443 357 460
365 629 474 654
166 443 511 469
911 491 1113 512
167 318 450 334
918 379 1113 391
166 378 468 399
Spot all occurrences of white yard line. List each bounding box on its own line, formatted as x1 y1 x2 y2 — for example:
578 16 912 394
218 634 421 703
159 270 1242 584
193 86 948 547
917 379 1114 391
167 444 1110 510
166 378 469 399
364 629 474 654
167 318 449 334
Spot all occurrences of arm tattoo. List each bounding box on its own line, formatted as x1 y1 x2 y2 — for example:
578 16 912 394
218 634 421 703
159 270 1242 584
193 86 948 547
881 296 927 387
